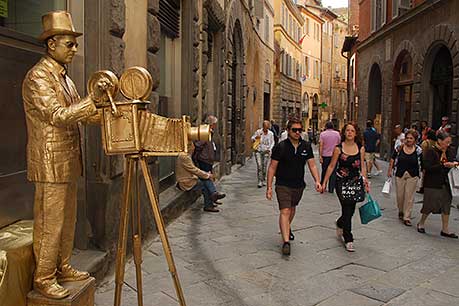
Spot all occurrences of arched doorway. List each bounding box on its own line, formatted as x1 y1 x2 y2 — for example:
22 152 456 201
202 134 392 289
429 45 453 130
368 63 382 122
392 51 414 130
230 20 245 165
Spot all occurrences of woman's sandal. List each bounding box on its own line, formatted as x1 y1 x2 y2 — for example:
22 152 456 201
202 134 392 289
417 224 426 234
403 220 412 226
440 231 458 239
345 242 355 252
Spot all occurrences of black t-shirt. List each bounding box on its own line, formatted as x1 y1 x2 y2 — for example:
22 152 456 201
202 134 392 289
271 138 314 188
392 148 420 178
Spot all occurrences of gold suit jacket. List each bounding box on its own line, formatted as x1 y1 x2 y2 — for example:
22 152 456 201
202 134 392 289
22 56 97 183
175 152 211 191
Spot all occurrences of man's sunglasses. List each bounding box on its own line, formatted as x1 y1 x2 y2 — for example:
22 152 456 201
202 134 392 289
291 128 303 133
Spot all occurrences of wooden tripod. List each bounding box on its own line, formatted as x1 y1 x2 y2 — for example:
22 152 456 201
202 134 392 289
113 154 187 306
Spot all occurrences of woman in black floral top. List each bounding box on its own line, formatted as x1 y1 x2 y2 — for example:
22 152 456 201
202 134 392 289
322 122 369 252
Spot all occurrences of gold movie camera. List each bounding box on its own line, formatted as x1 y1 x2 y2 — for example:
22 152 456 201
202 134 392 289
87 67 207 306
88 66 210 156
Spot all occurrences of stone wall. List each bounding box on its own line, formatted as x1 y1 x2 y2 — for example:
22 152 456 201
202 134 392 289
357 0 459 158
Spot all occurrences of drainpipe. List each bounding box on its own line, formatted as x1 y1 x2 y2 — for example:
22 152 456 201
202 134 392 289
341 48 350 123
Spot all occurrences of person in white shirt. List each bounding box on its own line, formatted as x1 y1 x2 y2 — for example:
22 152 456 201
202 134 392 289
252 120 275 187
394 124 405 152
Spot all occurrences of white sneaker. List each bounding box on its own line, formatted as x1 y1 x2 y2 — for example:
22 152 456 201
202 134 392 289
262 181 266 186
257 182 263 188
345 242 355 252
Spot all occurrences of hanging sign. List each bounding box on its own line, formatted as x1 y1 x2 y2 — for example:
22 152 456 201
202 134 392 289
0 0 7 18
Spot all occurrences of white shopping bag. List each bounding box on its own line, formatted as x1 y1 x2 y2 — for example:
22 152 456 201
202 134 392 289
448 171 459 197
382 178 391 196
451 167 459 188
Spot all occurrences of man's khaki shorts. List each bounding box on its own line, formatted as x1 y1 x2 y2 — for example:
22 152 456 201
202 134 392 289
275 185 305 210
365 152 376 162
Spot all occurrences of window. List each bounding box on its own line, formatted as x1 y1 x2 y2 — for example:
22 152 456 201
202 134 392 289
289 15 292 36
265 15 270 42
0 0 67 38
323 22 327 34
281 4 285 27
371 0 386 33
306 18 310 35
305 56 309 77
297 26 301 43
393 0 412 18
329 23 333 35
342 64 346 80
334 34 339 48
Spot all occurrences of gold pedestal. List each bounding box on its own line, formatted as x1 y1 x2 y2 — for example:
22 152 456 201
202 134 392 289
27 277 95 306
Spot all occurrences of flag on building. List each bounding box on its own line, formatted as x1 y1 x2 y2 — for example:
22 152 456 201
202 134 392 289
298 34 306 45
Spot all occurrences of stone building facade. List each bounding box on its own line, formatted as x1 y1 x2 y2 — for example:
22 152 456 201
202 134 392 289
330 18 349 130
273 0 305 128
298 5 322 133
356 0 459 158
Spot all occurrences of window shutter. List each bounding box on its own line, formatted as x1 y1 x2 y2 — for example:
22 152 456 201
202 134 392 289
371 0 376 32
254 0 264 19
392 0 399 17
159 0 180 38
382 0 387 25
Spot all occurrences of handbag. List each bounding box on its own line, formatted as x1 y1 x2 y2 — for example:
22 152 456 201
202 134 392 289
252 138 261 151
340 176 365 202
359 194 382 224
448 170 459 197
382 178 391 196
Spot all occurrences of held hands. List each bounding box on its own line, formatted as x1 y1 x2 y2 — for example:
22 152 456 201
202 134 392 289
316 181 323 193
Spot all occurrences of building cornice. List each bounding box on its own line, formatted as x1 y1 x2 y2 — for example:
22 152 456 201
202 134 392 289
297 5 325 24
284 0 305 25
274 25 302 52
357 0 443 52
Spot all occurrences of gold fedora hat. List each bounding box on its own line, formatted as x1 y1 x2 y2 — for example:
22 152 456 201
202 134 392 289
38 11 82 41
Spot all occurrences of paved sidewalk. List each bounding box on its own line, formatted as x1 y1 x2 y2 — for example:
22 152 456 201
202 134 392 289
95 155 459 306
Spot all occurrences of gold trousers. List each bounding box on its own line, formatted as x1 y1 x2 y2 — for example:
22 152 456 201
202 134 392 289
33 182 77 286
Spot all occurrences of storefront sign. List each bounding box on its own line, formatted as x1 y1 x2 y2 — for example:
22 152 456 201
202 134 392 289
0 0 7 18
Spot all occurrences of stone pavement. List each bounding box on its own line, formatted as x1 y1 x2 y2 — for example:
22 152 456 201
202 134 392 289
95 153 459 306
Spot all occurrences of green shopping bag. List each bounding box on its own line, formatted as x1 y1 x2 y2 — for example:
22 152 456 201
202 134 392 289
359 194 382 224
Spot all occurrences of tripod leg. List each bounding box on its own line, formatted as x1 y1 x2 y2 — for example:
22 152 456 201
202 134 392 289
139 158 187 306
114 157 134 306
131 160 144 306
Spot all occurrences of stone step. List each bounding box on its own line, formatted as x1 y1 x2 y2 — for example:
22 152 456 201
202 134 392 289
71 249 109 283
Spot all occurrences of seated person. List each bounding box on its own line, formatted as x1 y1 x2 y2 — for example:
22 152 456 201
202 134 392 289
176 142 225 212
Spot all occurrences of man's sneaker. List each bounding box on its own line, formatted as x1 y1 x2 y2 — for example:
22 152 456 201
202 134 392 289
262 181 267 186
345 242 355 252
289 229 295 241
282 242 291 255
367 173 372 178
257 182 263 188
203 206 219 212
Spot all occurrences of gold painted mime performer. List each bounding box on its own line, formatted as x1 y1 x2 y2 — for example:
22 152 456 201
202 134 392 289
22 11 111 299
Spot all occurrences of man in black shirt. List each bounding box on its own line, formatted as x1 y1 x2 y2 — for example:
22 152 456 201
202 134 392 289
266 118 322 255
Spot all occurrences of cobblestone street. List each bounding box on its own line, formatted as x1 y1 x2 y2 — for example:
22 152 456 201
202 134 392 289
96 153 459 306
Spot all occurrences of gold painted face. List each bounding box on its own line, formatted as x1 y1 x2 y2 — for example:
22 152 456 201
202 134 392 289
47 35 78 65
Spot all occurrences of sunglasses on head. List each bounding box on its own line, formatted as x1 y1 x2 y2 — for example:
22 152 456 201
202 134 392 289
291 128 303 133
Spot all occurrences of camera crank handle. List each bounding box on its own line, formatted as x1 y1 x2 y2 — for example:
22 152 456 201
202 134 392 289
107 90 120 117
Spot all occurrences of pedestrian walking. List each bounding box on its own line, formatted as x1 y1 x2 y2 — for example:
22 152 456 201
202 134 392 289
417 131 458 238
176 142 226 213
437 116 451 134
266 118 321 256
193 115 218 172
363 120 382 177
387 130 422 226
322 122 369 252
418 129 437 194
251 120 275 188
394 124 405 152
319 121 341 193
270 120 280 145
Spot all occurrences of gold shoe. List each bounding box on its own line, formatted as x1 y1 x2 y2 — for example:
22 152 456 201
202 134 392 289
34 280 70 299
57 265 90 282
